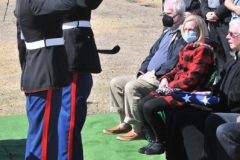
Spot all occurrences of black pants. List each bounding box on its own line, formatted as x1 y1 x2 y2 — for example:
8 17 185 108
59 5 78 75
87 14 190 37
202 113 240 160
138 95 172 143
165 107 211 160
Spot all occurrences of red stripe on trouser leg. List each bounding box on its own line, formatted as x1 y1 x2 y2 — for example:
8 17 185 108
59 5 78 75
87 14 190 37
41 90 52 160
68 73 78 160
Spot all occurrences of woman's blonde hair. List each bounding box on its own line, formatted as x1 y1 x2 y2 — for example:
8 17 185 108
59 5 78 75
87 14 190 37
181 15 209 41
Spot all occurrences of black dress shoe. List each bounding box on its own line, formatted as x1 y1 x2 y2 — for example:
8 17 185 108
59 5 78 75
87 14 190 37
138 141 155 154
145 142 165 155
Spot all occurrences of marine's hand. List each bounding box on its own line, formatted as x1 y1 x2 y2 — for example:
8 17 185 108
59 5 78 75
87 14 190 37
237 116 240 123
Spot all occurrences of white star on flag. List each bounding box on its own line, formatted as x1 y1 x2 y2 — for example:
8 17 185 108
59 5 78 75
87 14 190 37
201 96 210 105
182 94 191 103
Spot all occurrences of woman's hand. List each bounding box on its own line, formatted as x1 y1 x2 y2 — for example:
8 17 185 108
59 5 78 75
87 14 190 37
159 78 168 88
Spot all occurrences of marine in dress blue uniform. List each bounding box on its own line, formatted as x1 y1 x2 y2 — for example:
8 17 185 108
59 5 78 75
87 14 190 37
59 1 103 159
14 0 78 159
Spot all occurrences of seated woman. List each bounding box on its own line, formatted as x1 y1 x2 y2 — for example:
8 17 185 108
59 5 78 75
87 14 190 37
165 18 240 160
137 15 219 155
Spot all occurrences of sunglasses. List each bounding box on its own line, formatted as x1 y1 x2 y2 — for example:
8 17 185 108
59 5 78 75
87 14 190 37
228 31 240 38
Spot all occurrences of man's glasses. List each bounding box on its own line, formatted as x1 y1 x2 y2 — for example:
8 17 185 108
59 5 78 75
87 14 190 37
228 31 240 38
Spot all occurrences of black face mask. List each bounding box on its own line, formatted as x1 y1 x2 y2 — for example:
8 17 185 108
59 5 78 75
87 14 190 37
162 13 179 27
162 14 174 27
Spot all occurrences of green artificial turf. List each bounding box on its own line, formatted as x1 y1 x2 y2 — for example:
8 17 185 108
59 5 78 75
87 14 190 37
0 114 166 160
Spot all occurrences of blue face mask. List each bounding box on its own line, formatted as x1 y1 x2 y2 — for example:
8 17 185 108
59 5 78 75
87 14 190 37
183 32 198 43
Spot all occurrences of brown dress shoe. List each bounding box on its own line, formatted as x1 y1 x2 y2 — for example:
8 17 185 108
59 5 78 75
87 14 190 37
116 130 144 141
103 125 132 134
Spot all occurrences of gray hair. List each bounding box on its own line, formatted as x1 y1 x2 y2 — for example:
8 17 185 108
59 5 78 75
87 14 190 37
229 18 240 33
164 0 186 14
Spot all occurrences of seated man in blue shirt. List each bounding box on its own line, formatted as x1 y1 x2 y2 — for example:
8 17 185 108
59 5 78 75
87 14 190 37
103 0 186 141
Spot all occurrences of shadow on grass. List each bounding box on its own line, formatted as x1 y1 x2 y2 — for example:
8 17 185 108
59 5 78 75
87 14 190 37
0 139 26 160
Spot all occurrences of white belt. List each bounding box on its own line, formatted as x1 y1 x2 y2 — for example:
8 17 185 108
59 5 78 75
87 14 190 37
25 37 64 50
62 21 91 30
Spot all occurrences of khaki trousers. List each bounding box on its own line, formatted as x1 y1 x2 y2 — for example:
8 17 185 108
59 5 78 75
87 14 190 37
110 75 159 125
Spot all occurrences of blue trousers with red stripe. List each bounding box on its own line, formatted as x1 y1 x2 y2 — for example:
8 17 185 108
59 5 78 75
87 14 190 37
58 73 93 160
25 89 62 160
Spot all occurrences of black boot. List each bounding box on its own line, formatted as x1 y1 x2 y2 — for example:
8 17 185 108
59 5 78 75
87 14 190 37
138 140 155 154
145 142 165 155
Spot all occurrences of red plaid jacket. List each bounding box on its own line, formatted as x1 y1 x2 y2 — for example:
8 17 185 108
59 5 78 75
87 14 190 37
151 37 218 107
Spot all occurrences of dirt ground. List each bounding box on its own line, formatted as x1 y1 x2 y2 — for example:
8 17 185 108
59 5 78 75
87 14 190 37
0 0 163 116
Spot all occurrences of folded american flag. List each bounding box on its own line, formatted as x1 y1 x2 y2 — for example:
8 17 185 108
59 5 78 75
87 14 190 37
172 91 220 106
